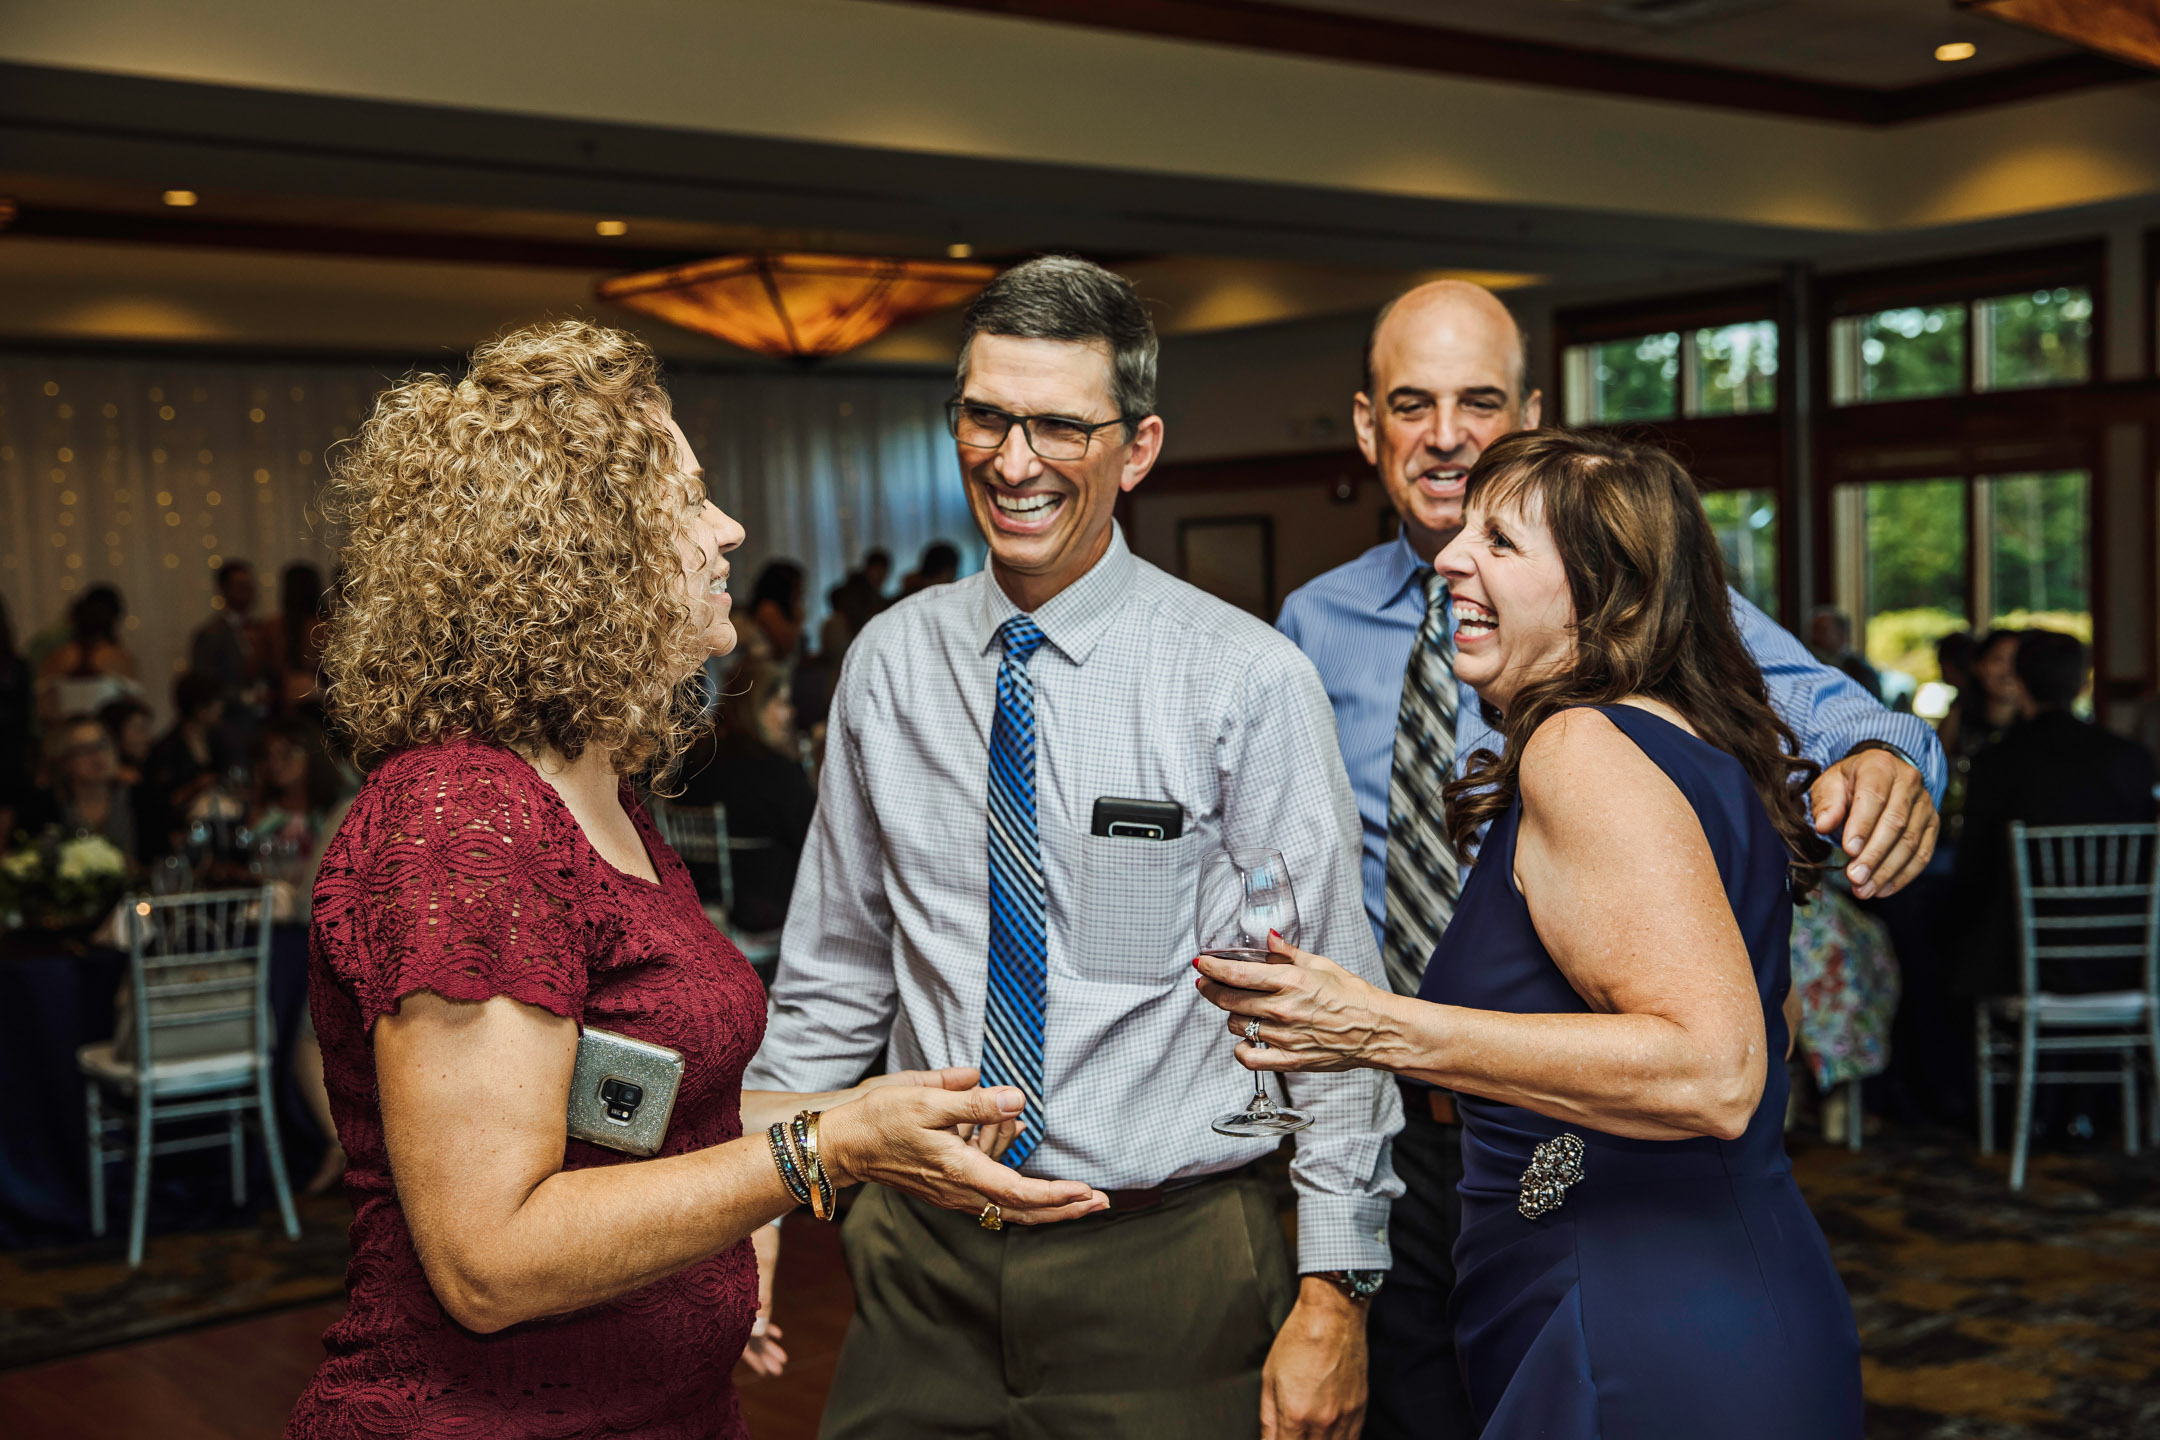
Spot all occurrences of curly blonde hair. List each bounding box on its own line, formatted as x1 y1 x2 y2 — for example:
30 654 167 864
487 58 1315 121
323 319 708 779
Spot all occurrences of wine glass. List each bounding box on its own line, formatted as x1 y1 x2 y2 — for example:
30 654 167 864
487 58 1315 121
1196 848 1313 1138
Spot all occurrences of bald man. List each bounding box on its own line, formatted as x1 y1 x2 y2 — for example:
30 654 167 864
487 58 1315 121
1275 280 1946 1439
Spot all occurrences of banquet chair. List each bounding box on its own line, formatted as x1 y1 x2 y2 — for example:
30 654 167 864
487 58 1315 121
78 885 301 1265
1976 822 2160 1190
649 800 781 978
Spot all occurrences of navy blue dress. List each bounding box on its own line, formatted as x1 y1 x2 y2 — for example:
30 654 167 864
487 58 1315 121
1419 705 1862 1438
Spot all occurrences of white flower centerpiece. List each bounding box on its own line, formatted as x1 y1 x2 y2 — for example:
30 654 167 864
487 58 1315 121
0 828 132 933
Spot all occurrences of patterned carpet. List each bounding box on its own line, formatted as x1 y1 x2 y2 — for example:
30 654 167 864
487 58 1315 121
0 1190 350 1371
3 1133 2156 1440
1793 1131 2160 1438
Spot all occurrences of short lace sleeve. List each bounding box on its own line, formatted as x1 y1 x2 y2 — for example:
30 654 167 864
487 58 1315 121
322 747 591 1029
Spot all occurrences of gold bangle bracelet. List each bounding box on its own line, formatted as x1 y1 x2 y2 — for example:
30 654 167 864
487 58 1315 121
793 1110 834 1221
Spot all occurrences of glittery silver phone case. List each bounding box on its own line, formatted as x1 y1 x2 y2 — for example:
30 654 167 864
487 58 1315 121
567 1027 684 1157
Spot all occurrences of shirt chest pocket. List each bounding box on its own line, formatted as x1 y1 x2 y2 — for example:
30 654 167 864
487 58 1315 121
1068 831 1201 986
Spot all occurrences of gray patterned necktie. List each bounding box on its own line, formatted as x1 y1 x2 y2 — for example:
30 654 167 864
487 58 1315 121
1383 568 1462 996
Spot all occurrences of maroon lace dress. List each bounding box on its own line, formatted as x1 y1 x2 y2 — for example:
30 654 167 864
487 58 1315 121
287 738 767 1440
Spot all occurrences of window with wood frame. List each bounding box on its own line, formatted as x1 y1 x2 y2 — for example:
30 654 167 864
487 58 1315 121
1824 242 2104 407
1818 243 2105 713
1555 288 1784 620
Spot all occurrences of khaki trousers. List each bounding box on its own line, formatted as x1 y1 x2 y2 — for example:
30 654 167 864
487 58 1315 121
818 1173 1297 1440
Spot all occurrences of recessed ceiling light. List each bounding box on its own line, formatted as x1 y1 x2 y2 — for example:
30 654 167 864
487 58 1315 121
946 242 973 259
162 190 199 207
595 219 628 237
1935 41 1977 62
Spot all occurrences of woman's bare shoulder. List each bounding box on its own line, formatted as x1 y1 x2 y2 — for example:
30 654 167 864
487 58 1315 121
1518 707 1692 842
1521 707 1656 790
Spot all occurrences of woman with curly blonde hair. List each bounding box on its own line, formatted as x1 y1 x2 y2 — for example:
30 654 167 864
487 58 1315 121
287 321 1105 1440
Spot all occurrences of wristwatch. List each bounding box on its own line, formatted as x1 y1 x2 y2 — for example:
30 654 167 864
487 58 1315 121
1317 1269 1385 1302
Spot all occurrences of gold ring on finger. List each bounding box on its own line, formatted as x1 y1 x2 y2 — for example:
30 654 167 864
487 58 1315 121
979 1202 1004 1231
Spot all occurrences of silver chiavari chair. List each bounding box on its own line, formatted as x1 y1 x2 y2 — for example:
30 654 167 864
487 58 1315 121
78 884 301 1265
1977 822 2160 1190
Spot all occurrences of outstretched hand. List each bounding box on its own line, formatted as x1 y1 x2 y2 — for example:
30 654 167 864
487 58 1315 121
860 1066 1024 1157
1809 746 1938 899
1193 932 1399 1075
819 1076 1108 1225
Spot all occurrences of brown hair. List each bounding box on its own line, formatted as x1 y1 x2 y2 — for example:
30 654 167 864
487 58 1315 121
322 320 708 777
1441 429 1828 895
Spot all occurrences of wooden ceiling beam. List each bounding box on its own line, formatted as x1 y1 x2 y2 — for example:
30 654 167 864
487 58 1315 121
885 0 2148 123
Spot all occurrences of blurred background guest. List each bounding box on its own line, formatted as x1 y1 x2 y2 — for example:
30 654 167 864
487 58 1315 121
1926 629 1979 841
733 559 807 674
35 584 139 725
827 546 892 648
190 560 275 753
0 594 32 840
276 561 332 716
21 711 140 862
1934 630 1978 718
808 548 897 718
1808 607 1883 705
897 538 960 600
241 713 358 1195
141 670 233 860
673 664 814 939
241 716 348 876
1949 629 2155 1002
97 697 153 788
1939 628 2024 763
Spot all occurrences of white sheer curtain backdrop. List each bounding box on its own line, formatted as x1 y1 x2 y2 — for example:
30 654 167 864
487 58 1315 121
667 369 980 618
0 353 974 726
0 357 380 725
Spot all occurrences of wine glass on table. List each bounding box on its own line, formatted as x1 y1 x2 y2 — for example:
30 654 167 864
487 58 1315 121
1197 848 1313 1138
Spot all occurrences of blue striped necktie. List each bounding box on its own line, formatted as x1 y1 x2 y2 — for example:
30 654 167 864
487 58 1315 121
983 614 1050 1168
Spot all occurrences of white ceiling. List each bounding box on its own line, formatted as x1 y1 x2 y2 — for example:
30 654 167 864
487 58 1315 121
1250 0 2075 88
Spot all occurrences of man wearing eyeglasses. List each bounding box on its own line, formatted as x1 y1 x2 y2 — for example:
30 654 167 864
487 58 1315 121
747 255 1399 1440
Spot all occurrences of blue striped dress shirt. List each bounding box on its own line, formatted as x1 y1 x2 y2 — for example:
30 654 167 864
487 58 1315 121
1277 533 1949 951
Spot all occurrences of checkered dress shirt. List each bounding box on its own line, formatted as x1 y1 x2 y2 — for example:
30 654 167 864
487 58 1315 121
745 526 1403 1272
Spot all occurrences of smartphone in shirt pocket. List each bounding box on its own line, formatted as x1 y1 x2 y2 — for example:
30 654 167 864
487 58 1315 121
1074 797 1199 986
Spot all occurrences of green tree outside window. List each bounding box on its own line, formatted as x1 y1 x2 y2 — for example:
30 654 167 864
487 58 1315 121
1701 487 1778 618
1861 477 1966 682
1851 305 1966 403
1691 321 1778 416
1976 288 2093 392
1591 332 1679 421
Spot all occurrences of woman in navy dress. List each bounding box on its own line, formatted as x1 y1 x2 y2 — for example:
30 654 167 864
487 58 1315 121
1197 429 1863 1438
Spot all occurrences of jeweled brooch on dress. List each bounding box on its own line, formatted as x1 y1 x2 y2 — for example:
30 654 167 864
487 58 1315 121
1517 1133 1586 1219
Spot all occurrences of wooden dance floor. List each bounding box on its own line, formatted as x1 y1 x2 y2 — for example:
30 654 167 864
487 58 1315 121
5 1135 2157 1438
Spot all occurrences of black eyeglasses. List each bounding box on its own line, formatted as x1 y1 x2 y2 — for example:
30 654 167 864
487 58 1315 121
946 401 1133 461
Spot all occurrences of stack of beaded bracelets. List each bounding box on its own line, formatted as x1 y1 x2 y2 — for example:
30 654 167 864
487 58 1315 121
766 1110 835 1220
